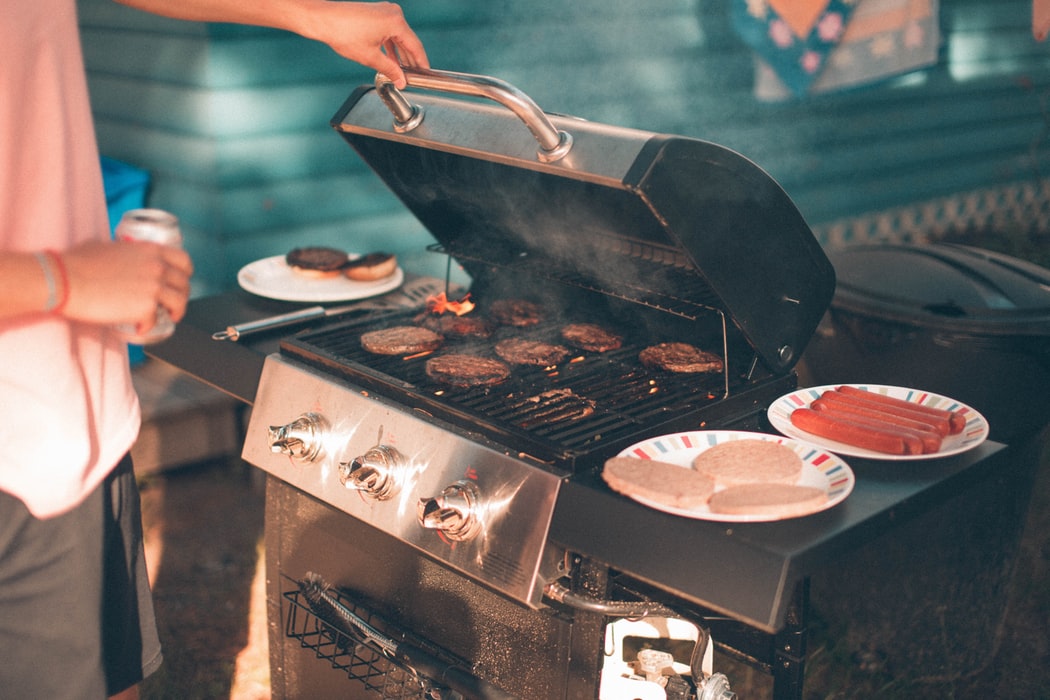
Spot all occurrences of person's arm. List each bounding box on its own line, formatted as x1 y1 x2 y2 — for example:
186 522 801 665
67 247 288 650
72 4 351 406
113 0 429 88
0 241 193 328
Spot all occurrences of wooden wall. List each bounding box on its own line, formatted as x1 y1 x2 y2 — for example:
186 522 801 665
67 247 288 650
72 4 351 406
80 0 1050 294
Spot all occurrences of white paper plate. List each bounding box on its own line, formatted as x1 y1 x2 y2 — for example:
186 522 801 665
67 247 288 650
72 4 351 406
237 254 404 303
613 430 854 522
767 384 989 460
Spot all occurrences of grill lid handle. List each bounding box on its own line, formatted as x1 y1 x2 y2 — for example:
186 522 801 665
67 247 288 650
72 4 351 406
374 67 574 163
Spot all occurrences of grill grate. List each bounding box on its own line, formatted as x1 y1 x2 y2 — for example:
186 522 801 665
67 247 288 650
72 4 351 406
281 309 763 468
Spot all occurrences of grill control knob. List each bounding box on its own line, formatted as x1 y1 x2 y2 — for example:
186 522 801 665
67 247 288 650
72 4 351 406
338 445 402 500
267 412 327 462
417 480 482 541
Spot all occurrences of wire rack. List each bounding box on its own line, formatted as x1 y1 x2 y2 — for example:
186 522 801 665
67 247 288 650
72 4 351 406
283 586 450 699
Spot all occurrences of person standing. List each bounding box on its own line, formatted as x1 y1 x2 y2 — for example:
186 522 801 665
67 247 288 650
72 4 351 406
0 2 428 698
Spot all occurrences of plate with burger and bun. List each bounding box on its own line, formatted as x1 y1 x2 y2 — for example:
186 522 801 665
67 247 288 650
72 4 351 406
604 430 854 522
767 384 989 460
237 248 403 302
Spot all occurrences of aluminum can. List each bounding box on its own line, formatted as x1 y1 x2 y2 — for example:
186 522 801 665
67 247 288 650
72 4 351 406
113 208 183 345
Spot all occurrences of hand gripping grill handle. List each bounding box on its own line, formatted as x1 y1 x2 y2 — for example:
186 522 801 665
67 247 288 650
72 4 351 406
374 67 574 163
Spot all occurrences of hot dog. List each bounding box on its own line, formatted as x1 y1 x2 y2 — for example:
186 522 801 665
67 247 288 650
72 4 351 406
810 398 943 453
817 390 950 437
790 408 925 455
836 385 967 434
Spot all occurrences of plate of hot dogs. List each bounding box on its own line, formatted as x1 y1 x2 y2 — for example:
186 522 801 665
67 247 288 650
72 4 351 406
767 384 990 460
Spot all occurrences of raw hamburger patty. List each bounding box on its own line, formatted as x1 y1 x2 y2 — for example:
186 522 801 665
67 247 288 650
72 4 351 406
707 483 827 518
560 323 623 352
603 457 715 510
425 354 511 388
360 326 443 356
494 338 570 366
418 313 495 339
639 342 723 373
489 299 542 327
691 439 802 488
285 246 348 273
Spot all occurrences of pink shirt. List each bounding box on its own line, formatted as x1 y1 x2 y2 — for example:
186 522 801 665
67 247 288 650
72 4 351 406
0 0 141 517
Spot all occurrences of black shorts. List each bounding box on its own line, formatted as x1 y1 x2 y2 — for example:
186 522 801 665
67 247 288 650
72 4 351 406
0 454 163 698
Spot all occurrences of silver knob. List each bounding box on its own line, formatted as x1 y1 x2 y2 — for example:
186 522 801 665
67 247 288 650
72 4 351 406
267 412 327 462
417 480 482 541
338 445 402 500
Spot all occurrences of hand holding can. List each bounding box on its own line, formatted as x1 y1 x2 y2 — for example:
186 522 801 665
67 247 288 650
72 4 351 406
112 208 183 345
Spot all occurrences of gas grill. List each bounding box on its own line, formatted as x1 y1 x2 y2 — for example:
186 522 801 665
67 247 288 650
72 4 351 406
234 67 841 699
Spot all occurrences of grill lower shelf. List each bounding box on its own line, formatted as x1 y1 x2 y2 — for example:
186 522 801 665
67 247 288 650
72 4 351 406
283 585 462 700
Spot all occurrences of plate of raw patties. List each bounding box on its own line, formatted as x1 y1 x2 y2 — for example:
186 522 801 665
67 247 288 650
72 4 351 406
603 430 854 522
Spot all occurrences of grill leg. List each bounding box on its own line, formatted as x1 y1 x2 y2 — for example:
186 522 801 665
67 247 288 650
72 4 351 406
772 578 809 700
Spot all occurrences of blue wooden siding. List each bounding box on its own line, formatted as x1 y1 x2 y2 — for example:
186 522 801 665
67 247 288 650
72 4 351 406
79 0 1049 294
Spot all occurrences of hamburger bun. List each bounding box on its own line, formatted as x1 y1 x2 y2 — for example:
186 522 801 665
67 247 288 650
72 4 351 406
692 439 802 488
345 252 398 281
285 246 349 278
707 483 827 518
602 457 715 510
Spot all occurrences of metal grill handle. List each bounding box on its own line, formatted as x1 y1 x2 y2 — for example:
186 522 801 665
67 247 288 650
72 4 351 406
374 67 573 163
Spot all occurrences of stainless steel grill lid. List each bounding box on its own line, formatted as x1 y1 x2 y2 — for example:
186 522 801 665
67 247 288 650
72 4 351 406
330 68 834 372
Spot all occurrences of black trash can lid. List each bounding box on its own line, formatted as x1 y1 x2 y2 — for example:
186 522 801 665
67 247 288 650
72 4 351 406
828 243 1050 336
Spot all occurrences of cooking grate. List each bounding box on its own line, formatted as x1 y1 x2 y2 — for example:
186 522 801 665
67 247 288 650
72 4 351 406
284 585 456 700
280 309 770 469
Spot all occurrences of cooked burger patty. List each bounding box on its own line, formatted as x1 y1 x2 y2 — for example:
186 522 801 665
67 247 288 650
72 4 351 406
639 342 724 373
560 323 623 352
360 326 443 356
488 299 542 327
425 354 511 387
285 246 348 273
418 313 495 339
494 338 570 366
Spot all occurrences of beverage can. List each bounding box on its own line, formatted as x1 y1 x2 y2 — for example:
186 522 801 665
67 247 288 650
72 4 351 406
113 208 183 345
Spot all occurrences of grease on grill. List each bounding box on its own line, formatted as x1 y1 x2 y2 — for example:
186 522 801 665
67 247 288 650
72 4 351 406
512 388 596 428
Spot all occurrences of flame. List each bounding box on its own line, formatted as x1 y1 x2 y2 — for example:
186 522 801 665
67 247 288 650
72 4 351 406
426 292 475 316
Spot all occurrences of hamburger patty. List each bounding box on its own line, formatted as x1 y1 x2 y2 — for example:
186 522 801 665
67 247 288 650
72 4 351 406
285 246 348 272
425 354 511 388
691 439 802 488
639 342 723 373
602 457 715 510
707 483 827 518
488 299 542 327
360 326 444 356
417 313 495 339
494 338 570 366
560 323 623 352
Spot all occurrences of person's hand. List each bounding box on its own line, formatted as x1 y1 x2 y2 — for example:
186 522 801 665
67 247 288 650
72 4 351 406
296 1 429 87
60 239 194 330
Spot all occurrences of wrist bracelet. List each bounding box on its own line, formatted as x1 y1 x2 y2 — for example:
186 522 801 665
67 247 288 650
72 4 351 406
34 250 70 314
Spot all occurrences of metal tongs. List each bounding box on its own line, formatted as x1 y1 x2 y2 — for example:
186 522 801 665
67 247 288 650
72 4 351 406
212 276 447 341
